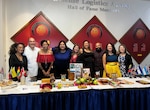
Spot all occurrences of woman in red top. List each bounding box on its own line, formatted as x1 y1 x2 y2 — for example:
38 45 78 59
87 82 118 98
70 44 80 63
37 40 55 80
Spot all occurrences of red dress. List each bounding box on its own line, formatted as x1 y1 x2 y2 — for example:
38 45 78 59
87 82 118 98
70 54 78 63
37 54 55 63
37 54 55 80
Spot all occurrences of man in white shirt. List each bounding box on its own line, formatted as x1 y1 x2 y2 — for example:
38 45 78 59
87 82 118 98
24 37 40 81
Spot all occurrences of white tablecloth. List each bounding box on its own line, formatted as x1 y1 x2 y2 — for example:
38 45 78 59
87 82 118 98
1 77 150 95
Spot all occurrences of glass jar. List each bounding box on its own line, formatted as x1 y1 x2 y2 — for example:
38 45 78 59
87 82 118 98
61 74 66 81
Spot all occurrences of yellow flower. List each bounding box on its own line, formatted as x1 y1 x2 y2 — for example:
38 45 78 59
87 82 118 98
47 40 50 45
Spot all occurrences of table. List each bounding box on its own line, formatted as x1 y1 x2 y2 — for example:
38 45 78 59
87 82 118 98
0 78 150 110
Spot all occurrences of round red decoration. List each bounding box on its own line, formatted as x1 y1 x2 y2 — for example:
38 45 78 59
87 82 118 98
90 27 101 38
35 24 48 37
134 28 146 40
32 22 50 37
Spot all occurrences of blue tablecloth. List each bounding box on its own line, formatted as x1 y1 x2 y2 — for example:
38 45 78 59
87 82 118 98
0 88 150 110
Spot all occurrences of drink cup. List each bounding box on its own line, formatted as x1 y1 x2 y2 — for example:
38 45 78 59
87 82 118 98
61 74 66 81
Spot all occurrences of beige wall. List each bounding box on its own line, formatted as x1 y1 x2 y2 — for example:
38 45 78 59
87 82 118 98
0 0 6 77
1 0 150 76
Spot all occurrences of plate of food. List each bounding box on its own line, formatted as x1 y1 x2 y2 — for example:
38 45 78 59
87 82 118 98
108 80 120 87
119 80 134 84
98 79 109 85
55 81 74 88
78 84 87 89
0 80 18 89
136 80 150 85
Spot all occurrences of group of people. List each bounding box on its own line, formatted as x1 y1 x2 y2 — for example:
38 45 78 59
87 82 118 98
8 37 133 81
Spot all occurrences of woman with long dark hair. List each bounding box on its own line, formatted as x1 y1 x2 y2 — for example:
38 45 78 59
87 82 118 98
102 43 121 78
9 42 28 81
77 40 95 77
52 40 72 79
70 44 80 63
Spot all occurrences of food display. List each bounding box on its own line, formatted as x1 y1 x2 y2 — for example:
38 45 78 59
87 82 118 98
136 80 150 85
108 80 120 87
1 76 149 93
98 79 109 85
119 80 134 84
57 82 63 89
74 77 99 86
107 78 135 87
55 81 74 88
0 80 13 86
78 84 87 89
0 80 17 89
40 84 52 92
74 77 99 89
40 77 54 92
41 74 55 85
41 78 50 91
41 78 50 84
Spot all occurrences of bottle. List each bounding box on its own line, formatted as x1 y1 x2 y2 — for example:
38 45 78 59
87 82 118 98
26 76 31 85
20 74 25 85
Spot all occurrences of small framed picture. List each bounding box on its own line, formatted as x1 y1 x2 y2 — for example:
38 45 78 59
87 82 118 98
82 68 90 78
69 63 83 78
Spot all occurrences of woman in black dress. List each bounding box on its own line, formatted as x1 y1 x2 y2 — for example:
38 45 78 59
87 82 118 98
9 43 28 81
77 40 95 77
